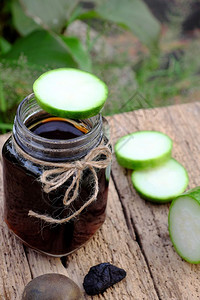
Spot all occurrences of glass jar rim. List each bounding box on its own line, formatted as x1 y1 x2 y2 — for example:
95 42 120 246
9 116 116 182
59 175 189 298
16 93 102 145
13 94 103 161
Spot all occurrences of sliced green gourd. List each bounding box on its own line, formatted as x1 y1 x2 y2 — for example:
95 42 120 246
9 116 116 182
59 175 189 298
169 187 200 263
115 131 172 170
33 68 108 119
131 159 189 203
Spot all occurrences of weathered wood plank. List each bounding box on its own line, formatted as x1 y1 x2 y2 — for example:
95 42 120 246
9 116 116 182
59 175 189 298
0 133 158 299
109 102 200 300
62 179 159 300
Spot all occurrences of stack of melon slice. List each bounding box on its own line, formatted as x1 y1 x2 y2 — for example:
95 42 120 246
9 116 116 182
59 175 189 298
115 131 188 203
115 131 200 264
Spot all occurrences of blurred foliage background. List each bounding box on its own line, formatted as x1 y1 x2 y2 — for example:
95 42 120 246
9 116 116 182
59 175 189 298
0 0 200 133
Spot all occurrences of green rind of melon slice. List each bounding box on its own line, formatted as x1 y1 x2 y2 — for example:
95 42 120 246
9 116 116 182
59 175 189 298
131 159 189 203
169 187 200 263
115 131 173 170
33 68 108 119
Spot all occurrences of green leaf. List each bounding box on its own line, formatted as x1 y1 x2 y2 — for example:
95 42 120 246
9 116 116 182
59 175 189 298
3 30 78 68
74 9 100 21
11 0 40 36
19 0 80 33
0 37 12 55
0 123 13 130
67 4 84 26
61 36 92 72
94 0 160 49
0 74 6 112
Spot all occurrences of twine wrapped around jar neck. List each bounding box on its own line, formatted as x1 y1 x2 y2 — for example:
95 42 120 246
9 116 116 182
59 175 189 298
13 137 112 224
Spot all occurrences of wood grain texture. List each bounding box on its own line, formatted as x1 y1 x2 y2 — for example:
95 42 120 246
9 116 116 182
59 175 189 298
63 179 159 300
109 102 200 300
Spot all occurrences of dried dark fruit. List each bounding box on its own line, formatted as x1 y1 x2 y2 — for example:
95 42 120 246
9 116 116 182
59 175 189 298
22 273 84 300
83 262 126 295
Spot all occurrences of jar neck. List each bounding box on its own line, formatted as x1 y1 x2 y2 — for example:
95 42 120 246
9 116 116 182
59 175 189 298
13 94 103 162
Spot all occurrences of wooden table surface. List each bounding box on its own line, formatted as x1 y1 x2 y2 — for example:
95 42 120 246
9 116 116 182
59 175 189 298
1 102 200 300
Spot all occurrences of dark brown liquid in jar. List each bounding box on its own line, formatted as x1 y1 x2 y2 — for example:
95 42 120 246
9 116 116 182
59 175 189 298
29 117 89 139
2 116 109 256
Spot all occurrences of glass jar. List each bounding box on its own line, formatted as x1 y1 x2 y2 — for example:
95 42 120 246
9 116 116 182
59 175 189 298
2 94 111 257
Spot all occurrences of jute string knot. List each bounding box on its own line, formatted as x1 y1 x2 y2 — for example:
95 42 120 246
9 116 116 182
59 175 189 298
13 139 112 224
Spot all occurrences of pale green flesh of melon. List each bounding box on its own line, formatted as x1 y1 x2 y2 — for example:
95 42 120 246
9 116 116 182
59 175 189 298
132 159 188 200
115 131 172 169
116 132 171 160
33 69 108 117
169 196 200 263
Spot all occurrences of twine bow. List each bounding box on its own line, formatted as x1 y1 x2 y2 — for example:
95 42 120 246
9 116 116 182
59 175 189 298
28 143 112 224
